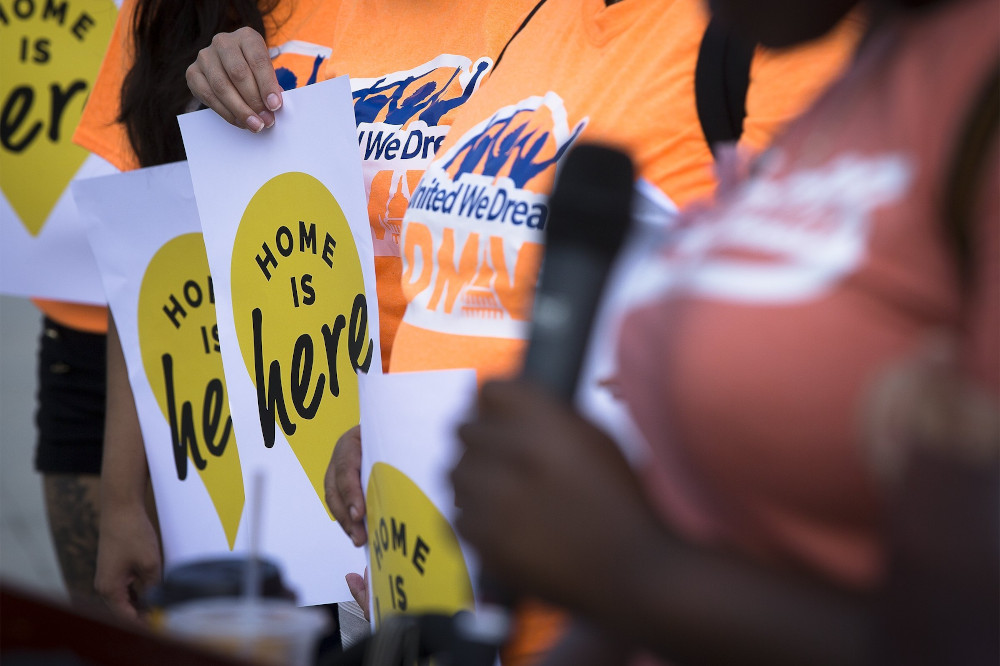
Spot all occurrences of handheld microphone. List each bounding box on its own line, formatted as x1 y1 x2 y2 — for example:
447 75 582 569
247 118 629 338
455 143 635 662
521 143 636 399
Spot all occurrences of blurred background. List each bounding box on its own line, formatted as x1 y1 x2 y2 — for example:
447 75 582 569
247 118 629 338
0 294 65 600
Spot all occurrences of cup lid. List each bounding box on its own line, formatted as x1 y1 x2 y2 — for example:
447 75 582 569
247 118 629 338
148 557 295 608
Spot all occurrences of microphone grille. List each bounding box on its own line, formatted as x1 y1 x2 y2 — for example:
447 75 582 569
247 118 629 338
546 143 635 258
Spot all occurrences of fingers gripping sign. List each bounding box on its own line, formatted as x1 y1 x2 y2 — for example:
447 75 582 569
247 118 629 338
325 424 368 546
345 568 370 622
186 27 283 132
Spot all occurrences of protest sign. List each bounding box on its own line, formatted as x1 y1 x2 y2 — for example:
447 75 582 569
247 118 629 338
1 0 118 304
358 369 479 627
178 77 374 605
73 162 246 566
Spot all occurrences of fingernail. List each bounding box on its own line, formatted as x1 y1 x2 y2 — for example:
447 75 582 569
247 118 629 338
349 506 360 521
246 115 264 132
260 110 275 128
267 93 281 111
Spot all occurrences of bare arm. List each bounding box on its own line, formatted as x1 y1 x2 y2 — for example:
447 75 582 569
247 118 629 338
95 315 162 621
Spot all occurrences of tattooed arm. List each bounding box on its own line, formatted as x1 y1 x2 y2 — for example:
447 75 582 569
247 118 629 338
94 316 162 621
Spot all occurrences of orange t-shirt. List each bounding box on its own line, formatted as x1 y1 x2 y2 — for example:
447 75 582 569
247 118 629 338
61 0 341 332
619 0 998 594
319 0 540 368
389 0 859 381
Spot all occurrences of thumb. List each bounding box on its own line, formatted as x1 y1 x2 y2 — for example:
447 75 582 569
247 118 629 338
345 570 370 621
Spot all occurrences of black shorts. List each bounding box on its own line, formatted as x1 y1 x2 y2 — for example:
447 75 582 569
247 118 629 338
34 317 107 475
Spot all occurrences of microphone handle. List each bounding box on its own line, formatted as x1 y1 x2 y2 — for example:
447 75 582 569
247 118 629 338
522 244 615 400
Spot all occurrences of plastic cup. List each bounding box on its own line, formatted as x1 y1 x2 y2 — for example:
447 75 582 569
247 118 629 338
165 598 328 666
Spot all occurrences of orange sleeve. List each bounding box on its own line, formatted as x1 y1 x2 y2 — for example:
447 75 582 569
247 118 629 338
740 13 865 153
72 0 139 172
31 299 110 333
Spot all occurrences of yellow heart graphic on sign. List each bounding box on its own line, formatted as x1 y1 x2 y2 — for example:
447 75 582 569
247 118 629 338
0 0 115 235
231 172 375 519
139 233 245 549
366 462 474 626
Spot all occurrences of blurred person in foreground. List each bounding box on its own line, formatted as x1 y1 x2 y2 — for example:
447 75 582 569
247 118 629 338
451 0 999 662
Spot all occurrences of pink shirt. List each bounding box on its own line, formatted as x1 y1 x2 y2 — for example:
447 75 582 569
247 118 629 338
619 0 998 590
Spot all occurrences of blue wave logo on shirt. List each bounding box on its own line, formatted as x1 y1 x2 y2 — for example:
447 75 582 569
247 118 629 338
275 53 325 91
352 55 492 129
405 94 587 233
438 93 587 190
400 94 587 335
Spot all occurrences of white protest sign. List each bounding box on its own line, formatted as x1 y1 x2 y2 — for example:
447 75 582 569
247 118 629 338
0 0 119 304
357 368 480 628
74 162 248 567
178 77 375 605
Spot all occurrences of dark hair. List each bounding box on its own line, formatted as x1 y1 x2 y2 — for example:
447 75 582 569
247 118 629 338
120 0 277 167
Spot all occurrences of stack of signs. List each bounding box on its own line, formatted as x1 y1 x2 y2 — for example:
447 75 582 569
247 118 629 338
74 74 485 615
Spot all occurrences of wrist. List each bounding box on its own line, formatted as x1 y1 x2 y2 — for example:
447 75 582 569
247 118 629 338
100 483 150 513
576 504 674 627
